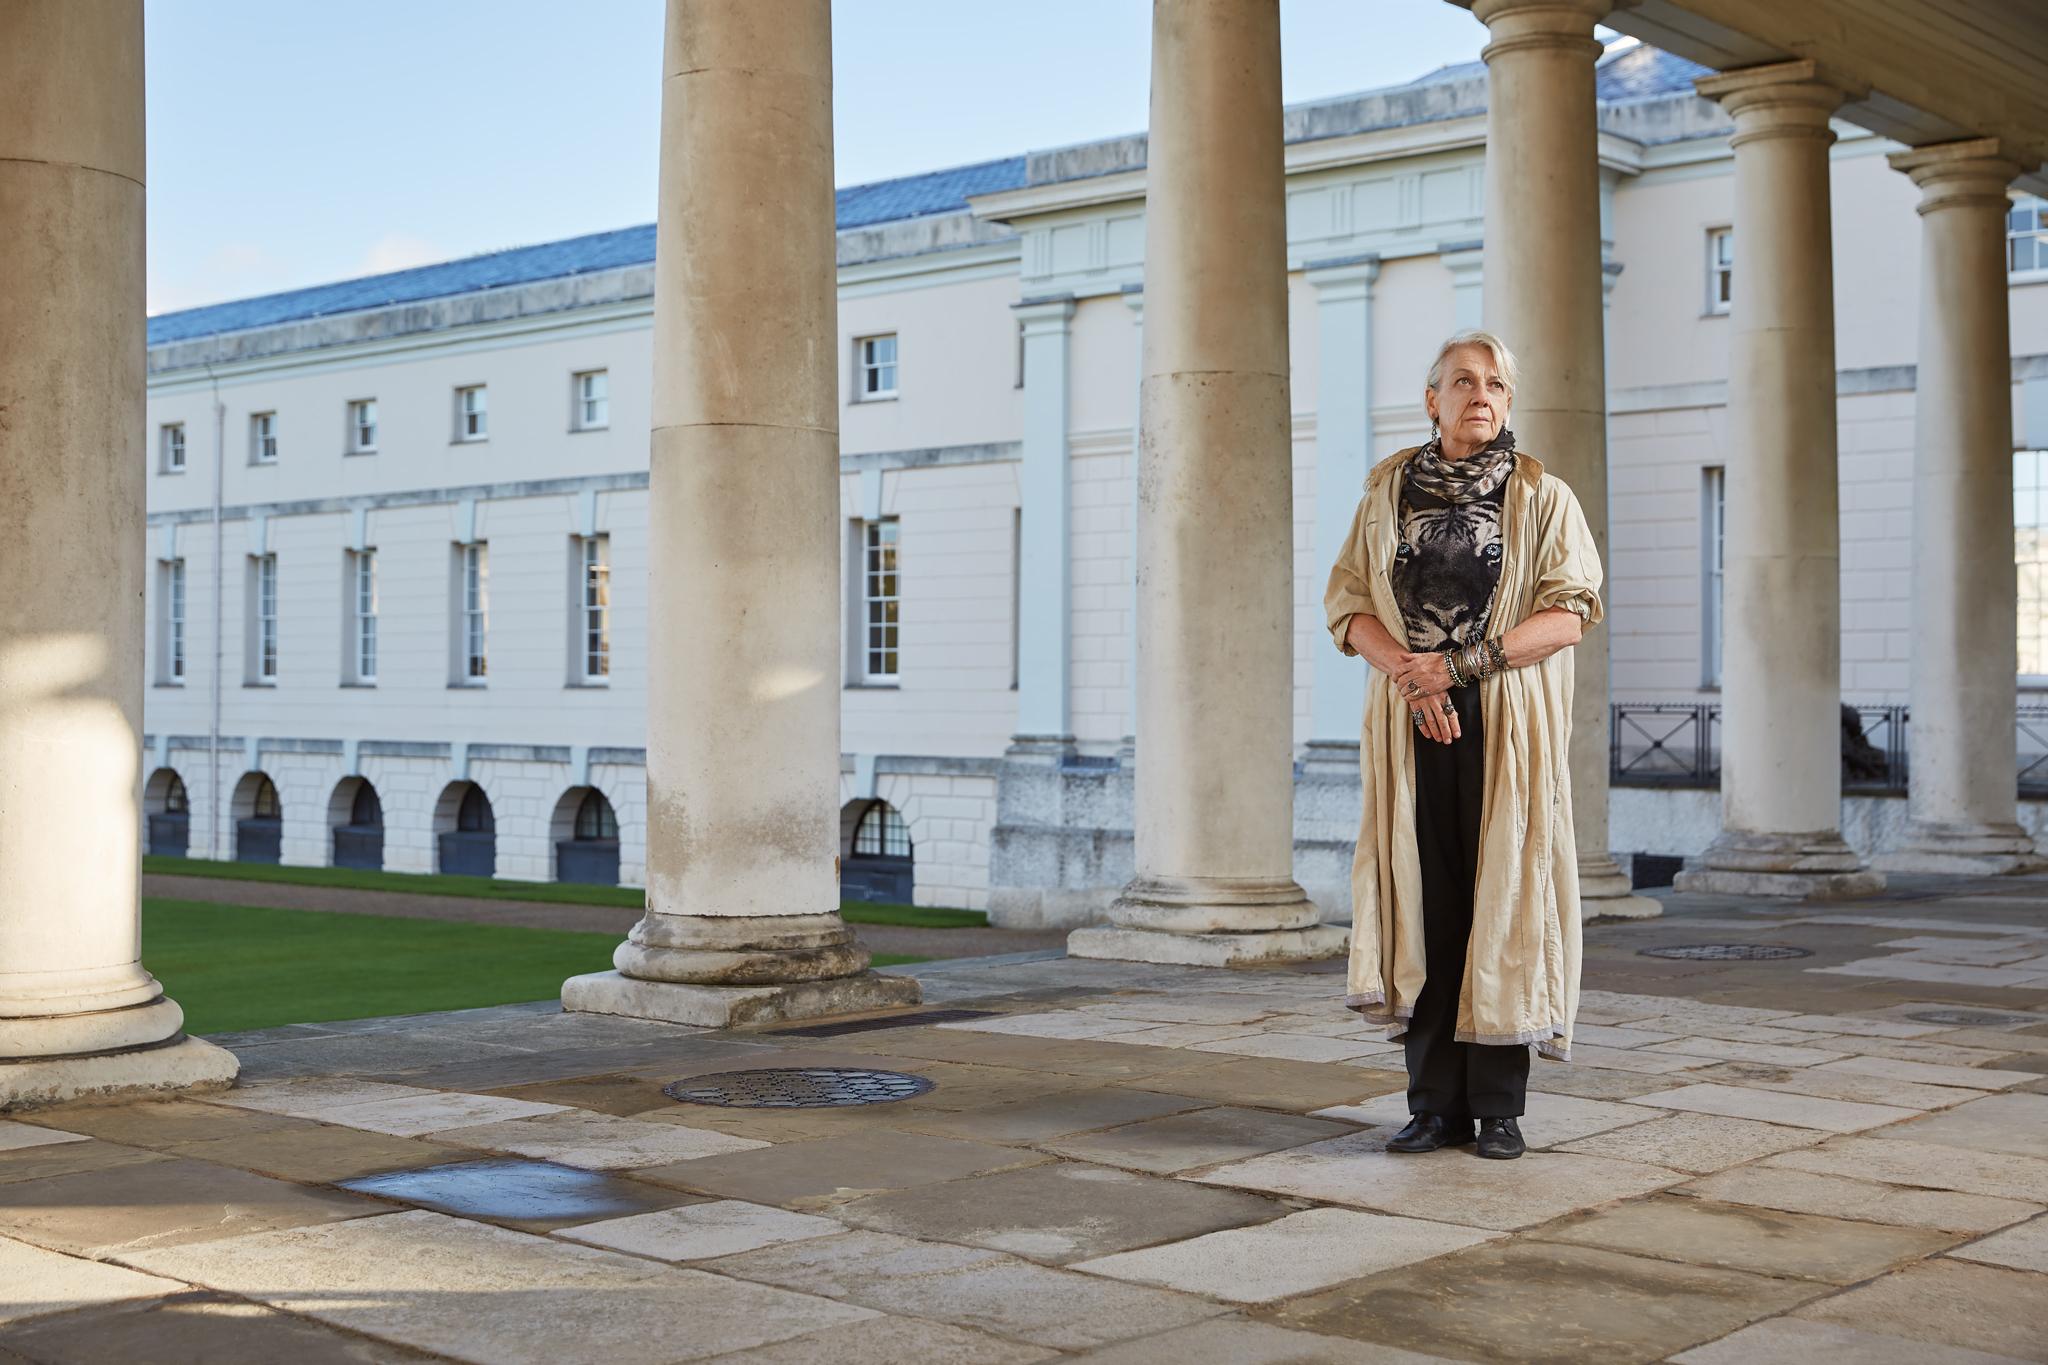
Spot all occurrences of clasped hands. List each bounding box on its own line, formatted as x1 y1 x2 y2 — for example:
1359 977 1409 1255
1389 651 1463 745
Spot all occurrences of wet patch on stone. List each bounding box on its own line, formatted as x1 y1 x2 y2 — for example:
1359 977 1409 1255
339 1158 695 1231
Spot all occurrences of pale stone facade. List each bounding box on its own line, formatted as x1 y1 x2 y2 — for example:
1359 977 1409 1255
132 29 2048 924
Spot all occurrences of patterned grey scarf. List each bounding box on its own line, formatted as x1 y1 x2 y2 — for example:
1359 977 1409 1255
1406 426 1517 504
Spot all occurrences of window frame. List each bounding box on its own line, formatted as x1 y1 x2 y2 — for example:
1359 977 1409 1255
348 399 378 455
860 516 900 684
2017 450 2048 686
1705 227 1734 317
161 423 187 474
160 557 186 684
1702 465 1725 690
250 411 278 465
573 369 609 431
2009 194 2048 282
350 548 378 684
854 333 899 402
455 385 488 443
578 533 611 684
460 541 489 682
253 552 279 683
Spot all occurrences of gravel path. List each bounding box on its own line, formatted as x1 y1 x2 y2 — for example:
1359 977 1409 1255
140 873 1070 961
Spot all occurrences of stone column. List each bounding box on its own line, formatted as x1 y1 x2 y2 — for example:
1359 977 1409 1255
1011 294 1078 755
564 0 918 1025
1070 0 1344 966
1877 140 2043 874
0 0 239 1107
1120 286 1144 762
1470 0 1659 918
1674 60 1884 899
1304 253 1380 772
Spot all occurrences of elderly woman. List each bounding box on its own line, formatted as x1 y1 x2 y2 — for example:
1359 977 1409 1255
1322 330 1603 1160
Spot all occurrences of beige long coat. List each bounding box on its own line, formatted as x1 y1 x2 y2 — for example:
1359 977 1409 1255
1322 445 1604 1061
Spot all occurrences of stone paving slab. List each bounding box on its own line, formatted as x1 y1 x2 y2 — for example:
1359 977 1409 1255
1063 1316 1461 1363
0 1139 168 1185
0 1235 184 1326
698 1313 1060 1364
1680 1059 1988 1109
1818 1054 2038 1090
1869 1092 2048 1158
0 1290 443 1363
1792 1259 2048 1362
1035 1105 1358 1174
163 1125 465 1185
1194 1129 1687 1230
434 1108 768 1169
1626 1082 1919 1131
1554 1112 1827 1173
1070 1206 1499 1303
556 1200 846 1262
312 1092 570 1137
1676 1165 2042 1233
121 1209 879 1364
0 1157 379 1258
899 1085 1211 1143
834 1159 1289 1263
700 1228 1229 1350
1528 1192 1957 1283
1948 1213 2048 1273
18 1099 311 1149
1311 1090 1657 1147
1257 1239 1828 1365
1671 1317 2036 1365
1126 1055 1407 1111
1763 1136 2048 1203
208 1078 440 1117
0 1121 87 1154
630 1129 1047 1209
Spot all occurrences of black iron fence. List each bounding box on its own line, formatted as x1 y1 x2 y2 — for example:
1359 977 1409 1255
1611 701 2048 797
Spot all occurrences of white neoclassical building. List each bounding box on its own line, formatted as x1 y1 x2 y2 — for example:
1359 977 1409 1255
9 0 2048 1101
138 35 2048 920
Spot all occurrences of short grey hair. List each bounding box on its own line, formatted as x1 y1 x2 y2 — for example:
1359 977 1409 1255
1425 329 1520 397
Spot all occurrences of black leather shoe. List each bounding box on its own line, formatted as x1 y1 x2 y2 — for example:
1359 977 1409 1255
1386 1113 1475 1153
1475 1117 1525 1159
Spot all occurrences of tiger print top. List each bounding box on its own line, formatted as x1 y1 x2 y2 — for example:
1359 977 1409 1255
1388 461 1511 657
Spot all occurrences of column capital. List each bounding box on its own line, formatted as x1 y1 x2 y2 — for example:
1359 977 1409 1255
1303 252 1381 293
1466 0 1609 63
1888 137 2025 216
1694 60 1865 147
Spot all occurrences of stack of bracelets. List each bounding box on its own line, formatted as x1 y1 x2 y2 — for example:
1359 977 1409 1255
1443 636 1509 688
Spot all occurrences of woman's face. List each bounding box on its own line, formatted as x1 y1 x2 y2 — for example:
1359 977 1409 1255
1424 345 1512 454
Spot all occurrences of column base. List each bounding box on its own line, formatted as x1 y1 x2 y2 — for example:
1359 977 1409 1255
1672 829 1886 900
1873 821 2047 876
562 969 922 1029
1579 853 1663 921
1068 923 1348 966
0 1036 239 1113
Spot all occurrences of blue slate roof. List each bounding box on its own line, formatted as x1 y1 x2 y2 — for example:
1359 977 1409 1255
148 48 1707 347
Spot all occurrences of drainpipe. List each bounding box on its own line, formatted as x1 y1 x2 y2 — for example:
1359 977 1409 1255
205 363 225 861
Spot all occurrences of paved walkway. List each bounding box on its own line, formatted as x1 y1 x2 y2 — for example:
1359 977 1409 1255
139 872 1072 961
5 874 2047 1362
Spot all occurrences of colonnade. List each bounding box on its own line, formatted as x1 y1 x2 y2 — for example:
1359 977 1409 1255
2 0 2039 1107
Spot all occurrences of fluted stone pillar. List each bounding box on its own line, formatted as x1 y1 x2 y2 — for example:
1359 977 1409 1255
1070 0 1345 966
1877 140 2044 875
1468 0 1658 919
0 0 239 1107
564 0 918 1025
1674 61 1884 899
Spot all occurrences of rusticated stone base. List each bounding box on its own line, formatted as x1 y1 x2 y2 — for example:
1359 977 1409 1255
561 969 922 1029
1579 858 1664 921
1874 821 2048 877
1067 923 1348 967
0 1036 239 1113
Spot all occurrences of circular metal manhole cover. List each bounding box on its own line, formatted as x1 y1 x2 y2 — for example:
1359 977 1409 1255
1904 1008 2040 1028
662 1067 935 1109
1637 943 1813 961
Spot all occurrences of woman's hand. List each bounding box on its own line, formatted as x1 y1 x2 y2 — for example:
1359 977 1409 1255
1392 651 1461 744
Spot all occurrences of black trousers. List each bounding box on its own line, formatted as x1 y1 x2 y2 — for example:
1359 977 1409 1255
1404 680 1530 1119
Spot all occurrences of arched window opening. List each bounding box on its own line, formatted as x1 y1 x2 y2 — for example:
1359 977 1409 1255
145 769 190 858
437 781 496 877
332 777 385 871
235 773 282 864
842 799 914 903
556 787 620 886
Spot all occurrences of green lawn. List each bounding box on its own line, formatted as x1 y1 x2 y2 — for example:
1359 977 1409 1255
142 856 987 928
144 898 930 1036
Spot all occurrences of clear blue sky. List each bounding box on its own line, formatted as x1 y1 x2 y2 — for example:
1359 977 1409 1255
144 1 1492 315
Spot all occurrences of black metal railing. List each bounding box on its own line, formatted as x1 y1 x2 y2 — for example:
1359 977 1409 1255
1611 701 2048 796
